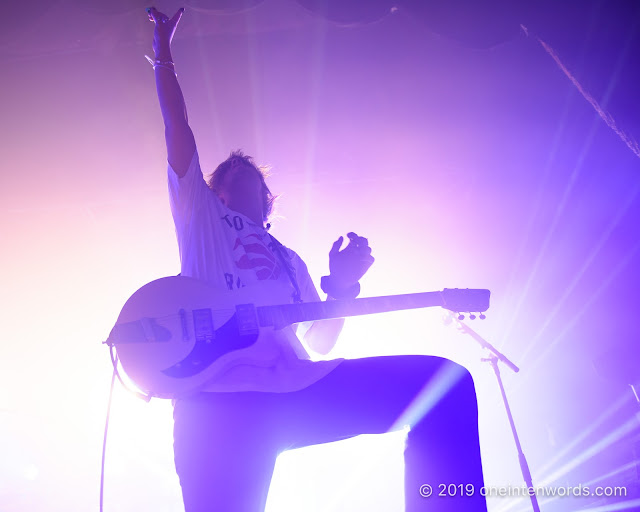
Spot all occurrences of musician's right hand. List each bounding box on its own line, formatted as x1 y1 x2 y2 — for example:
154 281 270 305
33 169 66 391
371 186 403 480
146 6 184 57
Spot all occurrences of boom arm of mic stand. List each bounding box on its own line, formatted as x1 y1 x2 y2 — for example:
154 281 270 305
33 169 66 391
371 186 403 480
451 314 520 373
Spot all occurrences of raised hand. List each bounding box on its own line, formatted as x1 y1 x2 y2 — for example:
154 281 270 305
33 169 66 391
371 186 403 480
146 6 185 58
322 232 374 299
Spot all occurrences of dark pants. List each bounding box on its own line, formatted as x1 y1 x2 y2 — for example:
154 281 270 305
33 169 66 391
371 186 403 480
173 355 487 511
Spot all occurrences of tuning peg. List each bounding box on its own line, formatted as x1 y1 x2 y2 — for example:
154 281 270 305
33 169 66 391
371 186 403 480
469 313 476 320
458 314 465 321
479 313 486 320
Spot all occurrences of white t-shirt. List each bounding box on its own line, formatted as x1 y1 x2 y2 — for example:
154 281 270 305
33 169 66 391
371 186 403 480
168 151 343 392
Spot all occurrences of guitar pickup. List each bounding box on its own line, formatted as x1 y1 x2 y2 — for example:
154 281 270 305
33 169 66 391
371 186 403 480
235 304 259 336
192 308 215 343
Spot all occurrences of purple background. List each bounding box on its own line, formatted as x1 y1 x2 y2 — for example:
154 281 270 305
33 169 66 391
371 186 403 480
1 1 639 510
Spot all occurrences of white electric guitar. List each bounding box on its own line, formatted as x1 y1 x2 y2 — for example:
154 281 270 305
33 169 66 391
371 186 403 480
107 276 490 398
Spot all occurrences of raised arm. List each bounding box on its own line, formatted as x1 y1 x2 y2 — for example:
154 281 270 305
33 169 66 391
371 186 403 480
147 7 195 177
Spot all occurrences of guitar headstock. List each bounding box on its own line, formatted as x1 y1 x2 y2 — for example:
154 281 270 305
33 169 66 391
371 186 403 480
441 288 490 318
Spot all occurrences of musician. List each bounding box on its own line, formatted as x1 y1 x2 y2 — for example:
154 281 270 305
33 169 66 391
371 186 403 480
147 7 487 511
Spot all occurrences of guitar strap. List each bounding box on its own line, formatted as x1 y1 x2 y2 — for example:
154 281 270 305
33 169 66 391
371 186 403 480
268 234 303 304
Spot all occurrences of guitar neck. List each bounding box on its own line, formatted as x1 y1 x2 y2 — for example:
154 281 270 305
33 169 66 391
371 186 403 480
257 291 444 328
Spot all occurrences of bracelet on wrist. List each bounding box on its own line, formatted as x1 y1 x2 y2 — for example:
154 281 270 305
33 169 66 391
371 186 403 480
320 275 360 300
144 55 177 76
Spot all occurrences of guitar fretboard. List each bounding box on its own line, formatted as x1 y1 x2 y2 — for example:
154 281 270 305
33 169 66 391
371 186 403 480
257 291 444 328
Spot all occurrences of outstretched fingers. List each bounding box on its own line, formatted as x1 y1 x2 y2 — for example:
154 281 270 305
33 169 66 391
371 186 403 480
170 7 185 24
146 6 160 22
146 6 183 25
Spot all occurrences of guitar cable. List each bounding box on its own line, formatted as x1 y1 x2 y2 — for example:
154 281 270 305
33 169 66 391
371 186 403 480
100 358 117 512
100 346 152 512
108 344 152 403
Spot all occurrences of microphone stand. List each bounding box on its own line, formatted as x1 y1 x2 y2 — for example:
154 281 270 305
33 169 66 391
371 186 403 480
451 314 541 512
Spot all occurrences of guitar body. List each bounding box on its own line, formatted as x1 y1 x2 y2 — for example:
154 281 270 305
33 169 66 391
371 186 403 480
108 276 490 399
111 276 291 399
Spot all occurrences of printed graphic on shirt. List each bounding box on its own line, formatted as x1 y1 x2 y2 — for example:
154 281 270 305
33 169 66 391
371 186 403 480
224 272 245 291
222 214 245 231
232 233 281 281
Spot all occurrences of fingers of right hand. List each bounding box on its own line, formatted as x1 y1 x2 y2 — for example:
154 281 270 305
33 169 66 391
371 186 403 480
171 7 185 24
146 6 171 24
330 237 344 256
